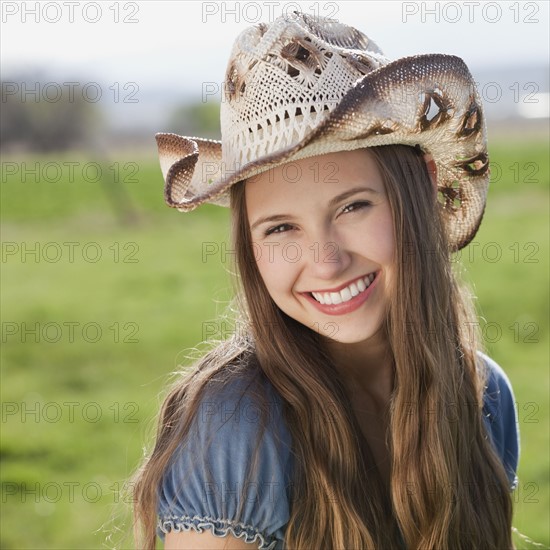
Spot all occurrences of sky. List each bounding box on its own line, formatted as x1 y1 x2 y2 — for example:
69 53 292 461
2 1 548 81
2 1 549 129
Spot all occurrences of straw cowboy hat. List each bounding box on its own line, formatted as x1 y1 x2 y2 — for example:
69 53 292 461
156 11 489 250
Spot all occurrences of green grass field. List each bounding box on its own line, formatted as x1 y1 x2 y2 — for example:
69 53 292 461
1 139 548 548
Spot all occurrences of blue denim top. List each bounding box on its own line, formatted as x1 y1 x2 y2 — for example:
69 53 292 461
157 352 519 549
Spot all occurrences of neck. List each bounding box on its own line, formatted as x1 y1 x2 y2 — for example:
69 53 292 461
324 326 394 414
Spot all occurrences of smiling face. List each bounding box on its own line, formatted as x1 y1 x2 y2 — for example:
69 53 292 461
245 149 396 345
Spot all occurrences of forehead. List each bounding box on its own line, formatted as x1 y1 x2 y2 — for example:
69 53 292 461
245 149 384 210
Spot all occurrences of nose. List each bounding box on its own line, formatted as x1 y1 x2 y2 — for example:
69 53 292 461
303 227 352 280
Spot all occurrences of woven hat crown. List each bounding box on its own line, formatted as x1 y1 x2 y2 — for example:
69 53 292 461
221 12 389 172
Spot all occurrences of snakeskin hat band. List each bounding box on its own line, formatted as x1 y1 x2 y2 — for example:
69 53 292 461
156 11 489 250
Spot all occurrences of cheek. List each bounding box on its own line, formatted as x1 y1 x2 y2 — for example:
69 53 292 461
254 242 297 297
351 209 395 264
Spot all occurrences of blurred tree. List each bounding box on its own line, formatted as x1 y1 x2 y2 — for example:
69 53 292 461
1 77 102 152
1 76 139 226
167 100 221 140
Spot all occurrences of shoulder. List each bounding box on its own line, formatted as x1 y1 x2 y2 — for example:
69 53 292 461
478 351 517 429
477 351 520 491
157 362 293 550
479 351 515 400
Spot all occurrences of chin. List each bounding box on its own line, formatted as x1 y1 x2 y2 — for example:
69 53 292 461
317 324 385 345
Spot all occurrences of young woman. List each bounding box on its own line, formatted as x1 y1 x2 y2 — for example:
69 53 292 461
133 12 519 549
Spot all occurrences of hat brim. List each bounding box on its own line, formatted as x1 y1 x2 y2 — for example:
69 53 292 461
157 53 488 250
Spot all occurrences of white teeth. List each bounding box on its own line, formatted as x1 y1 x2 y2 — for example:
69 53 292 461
310 273 376 305
314 292 325 304
340 287 352 302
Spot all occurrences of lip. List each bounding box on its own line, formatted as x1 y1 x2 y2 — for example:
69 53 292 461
300 271 380 316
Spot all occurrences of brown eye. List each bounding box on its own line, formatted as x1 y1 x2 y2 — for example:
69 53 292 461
265 223 293 236
341 201 371 214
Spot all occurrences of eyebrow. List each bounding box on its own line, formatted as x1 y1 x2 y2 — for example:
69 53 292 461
249 186 380 232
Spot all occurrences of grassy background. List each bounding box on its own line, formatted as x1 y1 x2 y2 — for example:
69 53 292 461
1 139 548 548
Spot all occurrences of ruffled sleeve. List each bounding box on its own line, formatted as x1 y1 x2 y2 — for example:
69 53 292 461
479 352 520 491
156 368 294 549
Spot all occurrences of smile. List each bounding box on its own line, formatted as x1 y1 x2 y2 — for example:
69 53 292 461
302 272 379 316
310 273 376 305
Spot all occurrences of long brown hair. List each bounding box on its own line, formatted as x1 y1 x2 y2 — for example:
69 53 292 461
132 144 513 549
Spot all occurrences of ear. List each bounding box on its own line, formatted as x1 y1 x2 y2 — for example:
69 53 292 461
423 153 438 189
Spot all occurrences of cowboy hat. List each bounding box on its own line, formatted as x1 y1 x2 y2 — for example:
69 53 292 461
156 11 489 250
